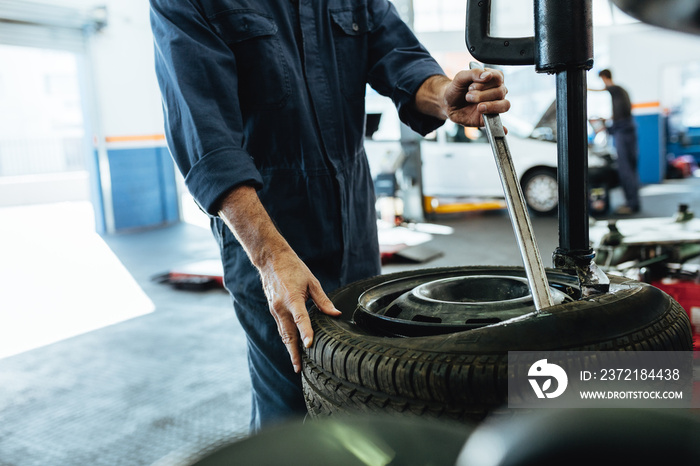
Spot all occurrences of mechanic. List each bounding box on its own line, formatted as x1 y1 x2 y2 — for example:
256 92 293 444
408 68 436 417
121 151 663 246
597 68 641 215
150 0 509 432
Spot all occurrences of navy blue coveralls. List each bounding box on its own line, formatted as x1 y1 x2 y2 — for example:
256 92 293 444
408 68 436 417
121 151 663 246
150 0 445 431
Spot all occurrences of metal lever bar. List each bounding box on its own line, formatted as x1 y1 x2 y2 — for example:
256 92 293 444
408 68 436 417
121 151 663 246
470 63 554 311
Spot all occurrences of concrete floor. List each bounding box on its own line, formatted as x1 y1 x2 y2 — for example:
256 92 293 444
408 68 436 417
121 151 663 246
1 179 699 465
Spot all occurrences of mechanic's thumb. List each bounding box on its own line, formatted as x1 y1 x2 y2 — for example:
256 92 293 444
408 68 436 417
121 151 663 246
309 280 341 317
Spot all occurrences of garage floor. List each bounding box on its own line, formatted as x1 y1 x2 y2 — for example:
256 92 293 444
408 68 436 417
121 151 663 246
1 179 699 465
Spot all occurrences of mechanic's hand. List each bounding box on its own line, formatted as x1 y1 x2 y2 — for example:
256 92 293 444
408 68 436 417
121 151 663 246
445 68 510 128
259 250 341 374
218 185 342 374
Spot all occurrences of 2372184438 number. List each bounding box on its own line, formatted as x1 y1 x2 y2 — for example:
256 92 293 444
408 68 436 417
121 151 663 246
598 368 680 381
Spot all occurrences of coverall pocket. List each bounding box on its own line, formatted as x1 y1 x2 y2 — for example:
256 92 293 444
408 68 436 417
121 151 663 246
210 9 291 111
330 6 370 102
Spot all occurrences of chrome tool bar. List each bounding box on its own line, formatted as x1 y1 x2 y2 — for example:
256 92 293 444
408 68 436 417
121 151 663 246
470 62 554 311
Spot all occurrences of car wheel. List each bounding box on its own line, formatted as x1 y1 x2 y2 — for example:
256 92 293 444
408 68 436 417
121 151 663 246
302 266 692 422
521 168 558 216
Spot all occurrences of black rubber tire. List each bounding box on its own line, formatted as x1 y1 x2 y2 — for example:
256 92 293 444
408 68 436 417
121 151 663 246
302 266 692 422
521 168 558 216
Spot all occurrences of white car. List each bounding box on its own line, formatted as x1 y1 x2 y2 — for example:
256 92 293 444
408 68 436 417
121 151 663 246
365 102 616 216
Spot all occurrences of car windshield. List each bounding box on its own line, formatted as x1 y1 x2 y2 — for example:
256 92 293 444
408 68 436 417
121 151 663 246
500 114 537 139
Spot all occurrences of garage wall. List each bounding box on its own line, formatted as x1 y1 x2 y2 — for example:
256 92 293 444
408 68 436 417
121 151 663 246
44 0 163 136
87 0 174 232
87 1 164 138
31 0 175 233
601 24 700 103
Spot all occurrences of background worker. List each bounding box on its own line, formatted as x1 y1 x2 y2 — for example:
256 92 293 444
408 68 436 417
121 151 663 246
596 68 641 215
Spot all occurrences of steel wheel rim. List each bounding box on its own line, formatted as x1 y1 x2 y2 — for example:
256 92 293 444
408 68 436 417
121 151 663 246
353 271 572 337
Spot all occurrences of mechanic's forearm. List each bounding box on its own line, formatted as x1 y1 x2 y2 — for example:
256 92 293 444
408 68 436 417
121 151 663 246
413 74 452 120
217 185 293 271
